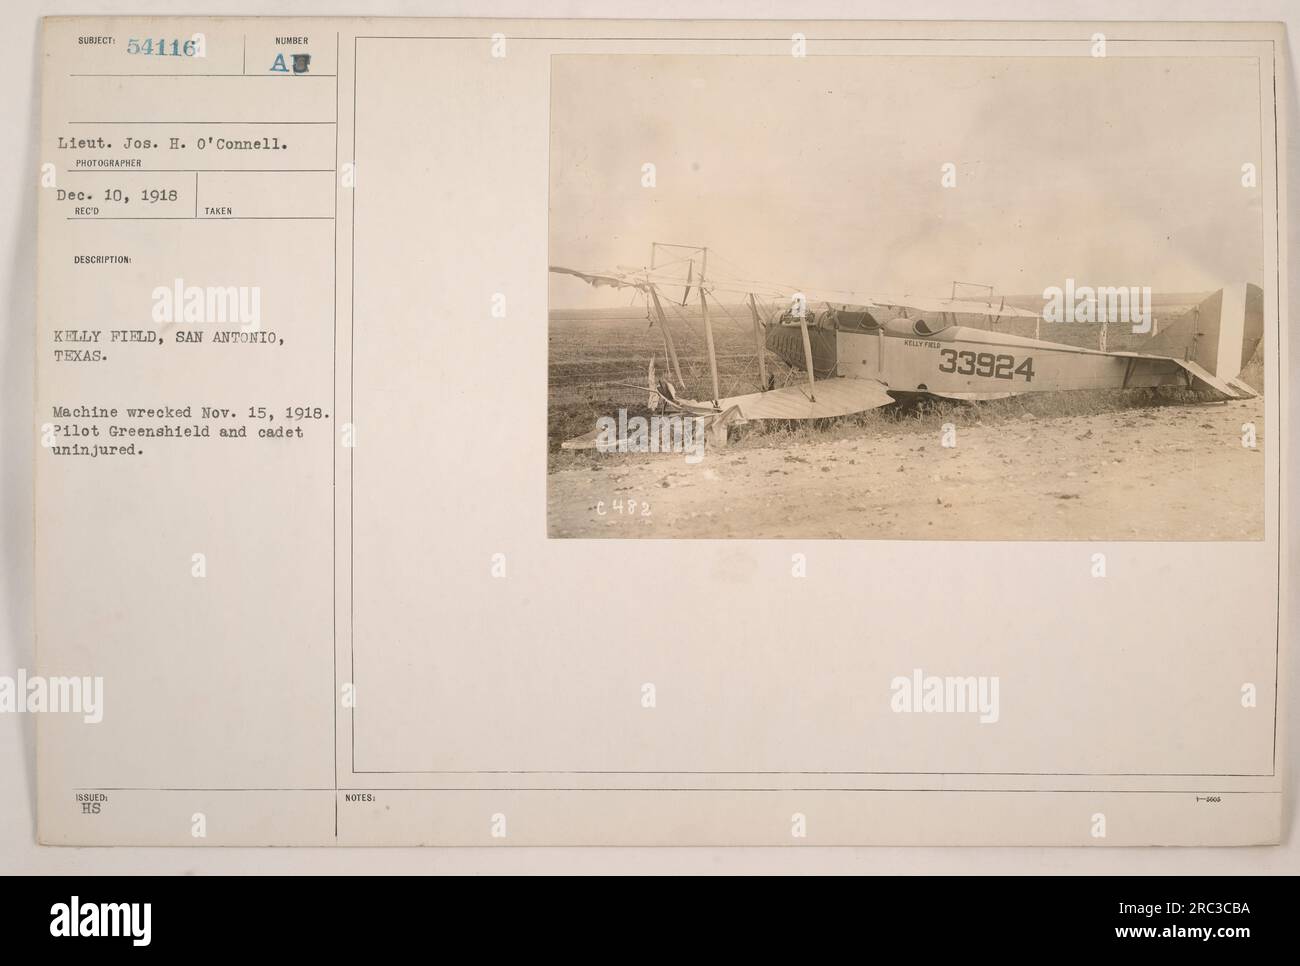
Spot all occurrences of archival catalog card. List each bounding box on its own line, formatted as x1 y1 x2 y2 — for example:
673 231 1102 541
34 17 1288 846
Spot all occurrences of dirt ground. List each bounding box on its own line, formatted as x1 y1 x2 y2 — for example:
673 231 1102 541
547 396 1265 540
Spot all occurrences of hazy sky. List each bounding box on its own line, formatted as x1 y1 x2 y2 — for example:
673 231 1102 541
549 54 1265 309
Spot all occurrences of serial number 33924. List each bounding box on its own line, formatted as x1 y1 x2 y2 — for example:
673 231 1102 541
938 348 1036 382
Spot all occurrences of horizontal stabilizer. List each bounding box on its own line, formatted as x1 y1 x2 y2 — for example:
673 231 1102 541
1170 358 1256 400
1226 376 1259 399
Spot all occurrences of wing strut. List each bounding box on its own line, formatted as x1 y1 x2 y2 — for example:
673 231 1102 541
648 284 685 387
797 303 817 402
698 281 721 403
748 292 768 391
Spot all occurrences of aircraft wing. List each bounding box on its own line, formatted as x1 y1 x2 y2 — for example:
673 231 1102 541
870 295 1042 319
550 265 649 292
551 264 1042 320
682 377 894 420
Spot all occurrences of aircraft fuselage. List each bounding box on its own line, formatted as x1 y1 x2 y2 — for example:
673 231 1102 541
835 325 1189 394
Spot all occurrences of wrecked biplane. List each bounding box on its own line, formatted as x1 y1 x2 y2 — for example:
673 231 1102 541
550 243 1263 450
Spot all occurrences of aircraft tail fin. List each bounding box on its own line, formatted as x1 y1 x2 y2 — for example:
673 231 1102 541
1145 282 1263 382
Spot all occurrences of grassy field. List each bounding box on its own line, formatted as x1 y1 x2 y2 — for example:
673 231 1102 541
548 298 1264 461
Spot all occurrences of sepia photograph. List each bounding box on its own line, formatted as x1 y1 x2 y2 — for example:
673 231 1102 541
5 3 1292 907
548 53 1270 539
